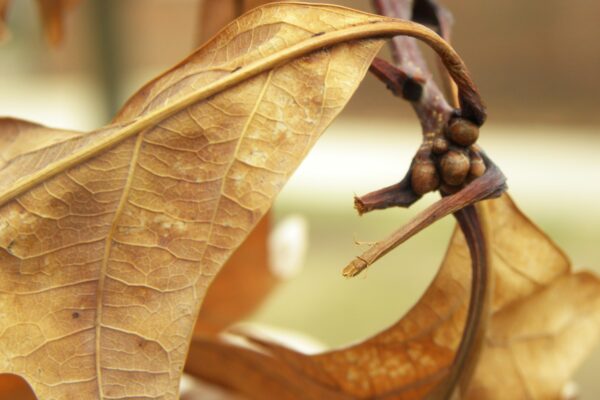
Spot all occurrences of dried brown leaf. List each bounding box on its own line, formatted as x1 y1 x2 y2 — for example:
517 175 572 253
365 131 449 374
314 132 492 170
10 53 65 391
482 195 569 312
193 0 281 338
0 3 410 398
458 196 599 399
0 374 36 400
195 216 274 335
0 0 78 46
36 0 79 46
0 118 82 169
199 0 289 41
185 202 483 399
464 272 600 399
185 194 600 399
0 118 82 400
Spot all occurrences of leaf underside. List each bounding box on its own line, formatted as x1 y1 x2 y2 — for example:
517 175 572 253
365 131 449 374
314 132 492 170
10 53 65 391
0 4 385 399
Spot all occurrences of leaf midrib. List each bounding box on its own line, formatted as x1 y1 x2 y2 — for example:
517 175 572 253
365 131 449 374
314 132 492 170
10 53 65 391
0 18 465 209
94 132 146 397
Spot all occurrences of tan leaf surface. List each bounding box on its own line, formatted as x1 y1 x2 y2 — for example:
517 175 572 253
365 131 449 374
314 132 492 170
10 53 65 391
0 118 84 400
192 0 280 338
464 272 600 399
195 216 274 335
199 0 289 41
0 118 82 169
483 195 569 313
185 194 600 399
0 3 390 399
461 198 600 399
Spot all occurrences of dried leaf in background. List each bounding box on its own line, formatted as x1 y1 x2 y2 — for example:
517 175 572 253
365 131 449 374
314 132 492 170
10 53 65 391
0 4 388 399
0 0 9 42
0 118 82 168
36 0 79 46
185 195 600 400
0 374 35 400
462 196 600 399
185 200 480 399
465 272 600 399
0 0 79 46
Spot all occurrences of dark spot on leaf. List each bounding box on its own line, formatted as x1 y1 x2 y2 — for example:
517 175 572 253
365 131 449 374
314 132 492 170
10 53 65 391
312 31 325 37
72 312 79 319
232 66 242 73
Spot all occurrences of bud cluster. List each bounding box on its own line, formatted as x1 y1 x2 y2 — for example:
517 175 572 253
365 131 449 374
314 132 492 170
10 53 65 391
411 118 485 196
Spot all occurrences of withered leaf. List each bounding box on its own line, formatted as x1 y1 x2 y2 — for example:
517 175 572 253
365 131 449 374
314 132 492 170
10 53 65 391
461 200 600 399
36 0 80 47
195 216 274 335
186 204 476 399
0 3 398 399
0 0 79 46
0 118 84 400
185 194 600 399
481 195 570 313
192 0 281 338
0 117 274 396
464 272 600 399
0 118 82 169
0 0 9 42
199 0 289 41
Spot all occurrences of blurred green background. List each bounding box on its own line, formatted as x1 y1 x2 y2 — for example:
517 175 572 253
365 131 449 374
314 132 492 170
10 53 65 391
1 0 599 397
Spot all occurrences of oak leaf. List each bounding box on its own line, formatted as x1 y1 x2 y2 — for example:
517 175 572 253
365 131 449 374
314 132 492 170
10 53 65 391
465 272 600 399
192 0 281 338
0 3 411 399
462 200 600 399
0 118 82 169
184 195 600 399
0 2 534 399
199 0 289 41
0 118 84 400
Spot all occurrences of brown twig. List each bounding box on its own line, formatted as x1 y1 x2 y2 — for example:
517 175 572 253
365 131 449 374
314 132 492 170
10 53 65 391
344 154 505 277
359 3 501 398
358 0 488 213
369 57 425 102
354 167 418 215
410 0 460 105
356 0 466 213
373 0 456 130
